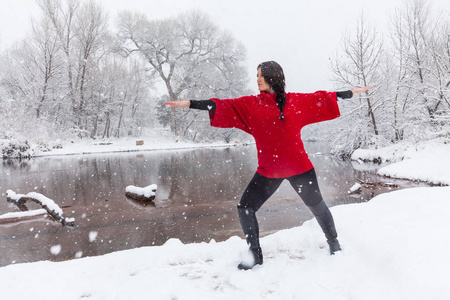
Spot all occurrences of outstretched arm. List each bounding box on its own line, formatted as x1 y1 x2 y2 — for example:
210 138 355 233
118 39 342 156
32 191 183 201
336 86 372 100
164 100 216 111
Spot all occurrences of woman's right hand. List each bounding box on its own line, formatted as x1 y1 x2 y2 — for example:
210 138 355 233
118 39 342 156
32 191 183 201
164 100 190 108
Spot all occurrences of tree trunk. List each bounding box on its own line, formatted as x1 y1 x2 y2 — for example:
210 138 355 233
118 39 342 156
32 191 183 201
103 111 110 139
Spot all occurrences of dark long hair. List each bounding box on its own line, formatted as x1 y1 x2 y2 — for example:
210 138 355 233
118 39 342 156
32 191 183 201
258 61 286 120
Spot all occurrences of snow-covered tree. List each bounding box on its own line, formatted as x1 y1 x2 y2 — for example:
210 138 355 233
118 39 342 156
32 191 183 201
0 0 156 144
0 17 64 144
36 0 80 126
37 0 110 131
330 13 386 156
116 10 250 139
326 0 449 156
387 0 449 141
72 0 109 129
87 52 153 139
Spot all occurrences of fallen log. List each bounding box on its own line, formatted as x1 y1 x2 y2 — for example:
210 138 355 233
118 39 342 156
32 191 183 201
348 178 400 196
348 182 362 195
356 178 399 188
6 190 75 227
125 184 157 202
0 209 47 224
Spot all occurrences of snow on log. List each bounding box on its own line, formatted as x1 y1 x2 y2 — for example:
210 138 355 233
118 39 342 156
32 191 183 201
125 184 157 202
0 209 47 224
356 178 399 188
6 190 75 227
348 183 362 194
348 178 399 196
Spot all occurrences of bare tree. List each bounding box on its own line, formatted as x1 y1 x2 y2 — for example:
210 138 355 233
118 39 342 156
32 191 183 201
390 0 449 139
36 0 109 132
335 13 383 135
72 0 108 128
0 0 157 145
37 0 79 120
403 0 434 119
86 51 153 139
329 13 385 155
117 10 249 136
0 14 64 123
30 17 63 119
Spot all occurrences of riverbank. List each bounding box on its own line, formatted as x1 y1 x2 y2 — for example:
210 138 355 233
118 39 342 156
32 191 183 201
38 130 247 157
351 138 450 186
1 136 449 299
1 129 252 160
0 186 449 299
41 134 450 186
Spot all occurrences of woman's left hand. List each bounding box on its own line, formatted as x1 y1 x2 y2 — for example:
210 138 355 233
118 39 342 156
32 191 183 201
352 86 371 96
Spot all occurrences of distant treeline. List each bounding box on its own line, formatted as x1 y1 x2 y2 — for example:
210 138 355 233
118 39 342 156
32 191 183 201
0 0 250 146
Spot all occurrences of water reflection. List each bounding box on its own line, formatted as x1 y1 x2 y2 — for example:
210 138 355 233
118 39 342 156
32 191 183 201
0 143 427 266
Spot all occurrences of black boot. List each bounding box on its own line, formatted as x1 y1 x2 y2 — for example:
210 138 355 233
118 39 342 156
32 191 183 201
238 246 263 270
309 200 341 255
237 206 263 270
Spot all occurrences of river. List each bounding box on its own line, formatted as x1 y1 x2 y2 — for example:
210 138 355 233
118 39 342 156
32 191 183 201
0 142 427 266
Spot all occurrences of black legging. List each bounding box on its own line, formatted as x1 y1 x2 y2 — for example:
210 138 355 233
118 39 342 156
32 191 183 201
238 168 323 211
236 168 340 263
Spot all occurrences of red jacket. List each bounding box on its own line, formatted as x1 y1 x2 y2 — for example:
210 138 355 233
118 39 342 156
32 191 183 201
209 91 340 178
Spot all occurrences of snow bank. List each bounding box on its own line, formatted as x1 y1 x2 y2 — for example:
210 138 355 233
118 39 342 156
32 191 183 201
1 130 249 159
34 132 244 158
0 187 449 300
377 143 450 185
352 140 450 185
351 143 408 163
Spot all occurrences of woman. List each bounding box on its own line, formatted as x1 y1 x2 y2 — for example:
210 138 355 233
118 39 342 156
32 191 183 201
165 61 370 270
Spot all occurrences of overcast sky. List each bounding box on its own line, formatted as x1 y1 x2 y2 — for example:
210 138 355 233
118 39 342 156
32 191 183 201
0 0 448 92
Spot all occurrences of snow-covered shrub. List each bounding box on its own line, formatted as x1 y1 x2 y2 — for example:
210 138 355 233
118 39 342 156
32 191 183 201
0 139 41 159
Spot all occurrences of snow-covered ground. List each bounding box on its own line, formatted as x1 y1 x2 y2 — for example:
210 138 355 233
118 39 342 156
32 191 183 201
0 186 448 300
351 139 450 186
0 138 449 299
36 130 242 157
0 129 246 160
